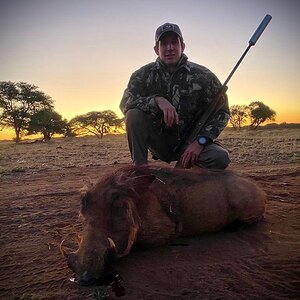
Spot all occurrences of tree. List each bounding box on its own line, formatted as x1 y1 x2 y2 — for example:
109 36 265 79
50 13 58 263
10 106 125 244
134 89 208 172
248 101 276 129
0 81 53 142
27 109 68 141
69 110 123 138
111 116 125 133
64 122 77 138
229 104 249 129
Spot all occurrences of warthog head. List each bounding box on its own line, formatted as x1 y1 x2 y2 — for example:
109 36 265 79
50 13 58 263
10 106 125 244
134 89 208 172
60 167 155 285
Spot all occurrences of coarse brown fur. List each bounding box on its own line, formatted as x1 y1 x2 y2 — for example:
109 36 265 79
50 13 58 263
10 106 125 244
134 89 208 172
63 165 266 285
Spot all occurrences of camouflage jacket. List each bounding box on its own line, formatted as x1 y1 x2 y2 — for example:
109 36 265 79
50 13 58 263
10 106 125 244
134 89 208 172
120 54 230 141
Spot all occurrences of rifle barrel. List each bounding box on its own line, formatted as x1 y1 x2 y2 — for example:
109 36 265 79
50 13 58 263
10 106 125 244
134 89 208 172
223 44 251 87
223 14 272 87
249 14 272 46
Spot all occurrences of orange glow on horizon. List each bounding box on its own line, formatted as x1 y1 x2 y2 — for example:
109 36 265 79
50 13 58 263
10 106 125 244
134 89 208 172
1 116 299 141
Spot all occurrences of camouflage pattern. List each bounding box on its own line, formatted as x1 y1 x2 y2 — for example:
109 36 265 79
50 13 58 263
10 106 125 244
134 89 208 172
120 54 230 141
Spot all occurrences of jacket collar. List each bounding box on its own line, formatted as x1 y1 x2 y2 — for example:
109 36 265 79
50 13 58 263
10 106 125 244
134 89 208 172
154 54 191 72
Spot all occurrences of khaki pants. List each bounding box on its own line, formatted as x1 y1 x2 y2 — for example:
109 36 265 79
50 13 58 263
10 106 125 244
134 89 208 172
125 108 230 169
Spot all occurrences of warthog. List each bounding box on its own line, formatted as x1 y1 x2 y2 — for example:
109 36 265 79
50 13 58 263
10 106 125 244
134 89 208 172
61 166 266 285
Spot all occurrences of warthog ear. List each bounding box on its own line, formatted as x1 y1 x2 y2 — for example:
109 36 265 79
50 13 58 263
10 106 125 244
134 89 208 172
79 179 94 214
131 174 156 193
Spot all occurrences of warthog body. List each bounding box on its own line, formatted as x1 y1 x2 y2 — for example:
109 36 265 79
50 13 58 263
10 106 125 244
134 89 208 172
62 166 266 285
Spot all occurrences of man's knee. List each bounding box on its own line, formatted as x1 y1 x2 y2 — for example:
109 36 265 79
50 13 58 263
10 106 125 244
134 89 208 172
213 148 230 169
125 109 146 128
198 144 231 169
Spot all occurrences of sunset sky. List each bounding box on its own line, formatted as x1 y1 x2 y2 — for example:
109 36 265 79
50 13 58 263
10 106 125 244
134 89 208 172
0 0 299 139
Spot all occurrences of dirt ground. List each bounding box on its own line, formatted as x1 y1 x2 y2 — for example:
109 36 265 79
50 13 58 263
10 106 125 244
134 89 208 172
0 133 299 299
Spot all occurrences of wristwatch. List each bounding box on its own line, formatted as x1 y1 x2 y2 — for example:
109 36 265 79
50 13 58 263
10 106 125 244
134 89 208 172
197 136 209 146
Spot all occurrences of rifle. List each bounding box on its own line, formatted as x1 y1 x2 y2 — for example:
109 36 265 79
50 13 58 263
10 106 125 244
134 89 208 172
175 14 272 167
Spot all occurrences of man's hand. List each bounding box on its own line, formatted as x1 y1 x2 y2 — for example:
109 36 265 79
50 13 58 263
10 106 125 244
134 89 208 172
155 96 179 127
180 140 204 168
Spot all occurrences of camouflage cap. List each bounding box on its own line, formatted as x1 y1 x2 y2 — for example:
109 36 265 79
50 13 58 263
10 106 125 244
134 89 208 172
155 23 183 43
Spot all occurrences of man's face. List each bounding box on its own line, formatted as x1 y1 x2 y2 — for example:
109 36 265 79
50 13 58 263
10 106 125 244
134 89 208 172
154 32 185 67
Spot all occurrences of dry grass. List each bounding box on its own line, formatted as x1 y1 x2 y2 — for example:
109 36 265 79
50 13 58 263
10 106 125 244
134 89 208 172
221 128 299 165
0 135 129 176
0 128 299 177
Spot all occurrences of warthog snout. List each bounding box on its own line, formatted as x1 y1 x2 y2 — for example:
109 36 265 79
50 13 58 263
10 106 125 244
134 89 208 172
60 236 117 286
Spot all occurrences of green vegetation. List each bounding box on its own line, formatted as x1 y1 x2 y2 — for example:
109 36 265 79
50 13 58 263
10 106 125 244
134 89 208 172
0 81 125 142
229 101 276 129
27 109 69 141
248 101 276 129
229 104 248 129
69 110 124 139
0 81 53 142
92 286 110 299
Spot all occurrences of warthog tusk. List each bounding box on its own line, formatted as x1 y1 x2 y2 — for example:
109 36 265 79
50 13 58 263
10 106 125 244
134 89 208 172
119 224 139 257
60 239 69 258
107 237 117 251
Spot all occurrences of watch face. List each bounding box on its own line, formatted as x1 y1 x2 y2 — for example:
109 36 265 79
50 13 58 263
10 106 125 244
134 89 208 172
198 136 207 145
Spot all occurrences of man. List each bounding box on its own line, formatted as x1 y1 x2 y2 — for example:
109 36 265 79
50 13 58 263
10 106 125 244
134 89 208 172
120 22 230 169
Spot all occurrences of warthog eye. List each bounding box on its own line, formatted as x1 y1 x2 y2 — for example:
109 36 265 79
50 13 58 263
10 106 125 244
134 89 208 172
110 193 127 217
111 192 120 201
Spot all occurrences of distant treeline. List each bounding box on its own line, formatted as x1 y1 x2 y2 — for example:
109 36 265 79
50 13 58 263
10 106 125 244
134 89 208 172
1 81 299 143
226 123 300 130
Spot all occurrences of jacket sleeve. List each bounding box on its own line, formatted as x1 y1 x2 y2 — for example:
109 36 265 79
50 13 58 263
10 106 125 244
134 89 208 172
119 67 159 115
198 76 230 141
